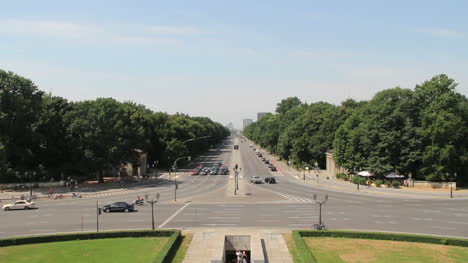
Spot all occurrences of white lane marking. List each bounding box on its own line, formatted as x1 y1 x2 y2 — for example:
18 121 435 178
127 219 144 222
432 226 456 230
203 224 237 226
256 220 279 222
208 217 240 219
288 216 317 219
447 221 468 225
158 202 191 228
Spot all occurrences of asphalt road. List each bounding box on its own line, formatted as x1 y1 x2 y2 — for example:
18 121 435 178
1 137 468 239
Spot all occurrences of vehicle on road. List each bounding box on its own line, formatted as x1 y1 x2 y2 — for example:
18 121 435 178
200 167 210 175
265 177 276 184
102 202 134 213
264 160 269 164
249 144 253 147
210 166 219 175
219 166 229 175
250 176 262 184
257 153 263 157
3 200 36 211
270 166 277 171
261 157 266 162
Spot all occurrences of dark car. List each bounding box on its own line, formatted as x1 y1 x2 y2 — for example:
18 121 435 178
270 166 277 171
103 202 134 213
219 166 229 175
210 167 219 175
261 157 266 162
265 177 276 184
264 160 270 164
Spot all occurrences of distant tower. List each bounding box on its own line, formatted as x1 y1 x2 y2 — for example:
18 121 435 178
257 112 269 121
243 119 253 129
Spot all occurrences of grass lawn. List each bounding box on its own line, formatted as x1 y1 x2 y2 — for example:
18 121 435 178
305 237 468 263
0 237 169 263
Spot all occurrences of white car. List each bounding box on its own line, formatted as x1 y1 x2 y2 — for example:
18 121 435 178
3 200 36 211
250 176 262 184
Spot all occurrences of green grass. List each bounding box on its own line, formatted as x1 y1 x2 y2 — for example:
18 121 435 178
0 237 169 263
304 237 468 263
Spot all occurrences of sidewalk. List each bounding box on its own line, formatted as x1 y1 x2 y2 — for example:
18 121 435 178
249 141 468 200
0 174 173 201
182 228 293 263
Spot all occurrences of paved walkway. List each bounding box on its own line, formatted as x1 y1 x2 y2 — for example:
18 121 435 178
182 228 293 263
250 140 468 200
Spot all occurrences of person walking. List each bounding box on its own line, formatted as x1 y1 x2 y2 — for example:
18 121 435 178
242 251 248 263
236 250 242 263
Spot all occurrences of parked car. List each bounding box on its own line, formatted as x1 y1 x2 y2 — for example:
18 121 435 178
270 166 277 171
191 168 201 175
261 157 266 162
249 144 253 147
3 200 36 211
210 167 219 175
102 202 134 213
250 176 262 184
219 166 229 175
264 160 270 164
265 177 276 184
200 167 210 175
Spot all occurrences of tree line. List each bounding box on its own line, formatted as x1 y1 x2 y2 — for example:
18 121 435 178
243 74 468 184
0 70 229 183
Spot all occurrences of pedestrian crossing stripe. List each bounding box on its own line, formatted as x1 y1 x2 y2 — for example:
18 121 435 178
276 192 313 202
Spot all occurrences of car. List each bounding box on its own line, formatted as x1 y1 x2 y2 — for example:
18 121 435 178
191 168 201 175
249 144 253 147
102 202 134 213
270 166 277 171
253 148 256 151
219 166 229 175
261 157 266 162
200 167 210 175
265 177 276 184
250 176 262 184
3 200 36 211
197 163 204 169
264 160 269 164
268 163 273 168
210 167 219 175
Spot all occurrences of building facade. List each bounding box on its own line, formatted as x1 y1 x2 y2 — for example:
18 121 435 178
257 112 269 121
243 119 253 129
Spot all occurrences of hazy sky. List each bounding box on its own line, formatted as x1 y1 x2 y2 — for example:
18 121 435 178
1 1 467 128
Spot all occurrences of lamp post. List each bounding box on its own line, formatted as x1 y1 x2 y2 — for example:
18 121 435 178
148 193 160 230
304 166 309 180
314 162 320 184
312 193 328 230
447 172 457 198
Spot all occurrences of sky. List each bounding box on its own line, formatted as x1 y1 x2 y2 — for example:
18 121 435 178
1 1 467 128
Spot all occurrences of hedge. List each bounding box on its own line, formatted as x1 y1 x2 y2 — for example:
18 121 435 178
296 230 468 247
292 231 317 263
0 230 181 263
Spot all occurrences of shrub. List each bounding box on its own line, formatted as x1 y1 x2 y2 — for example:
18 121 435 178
384 180 391 186
392 181 401 188
336 173 348 180
359 177 368 185
374 180 383 187
351 176 360 184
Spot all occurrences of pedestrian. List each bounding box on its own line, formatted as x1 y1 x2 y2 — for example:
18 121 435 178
236 250 242 263
242 251 248 263
49 187 53 198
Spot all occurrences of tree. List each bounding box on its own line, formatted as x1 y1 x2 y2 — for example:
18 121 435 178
276 97 302 115
0 70 44 182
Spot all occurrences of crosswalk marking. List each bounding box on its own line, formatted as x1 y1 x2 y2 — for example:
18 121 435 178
276 193 313 203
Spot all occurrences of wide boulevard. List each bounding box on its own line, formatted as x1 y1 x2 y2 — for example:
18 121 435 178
1 138 467 238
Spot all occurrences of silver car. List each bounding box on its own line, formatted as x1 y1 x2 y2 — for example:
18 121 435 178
250 176 262 184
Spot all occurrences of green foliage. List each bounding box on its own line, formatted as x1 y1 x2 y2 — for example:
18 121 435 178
336 173 348 180
374 179 383 187
392 181 401 188
292 231 317 263
0 70 229 183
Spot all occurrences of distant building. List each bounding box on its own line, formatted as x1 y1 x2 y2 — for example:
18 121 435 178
243 119 253 129
257 112 269 121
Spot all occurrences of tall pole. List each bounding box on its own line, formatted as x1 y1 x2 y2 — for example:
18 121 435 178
96 200 99 232
319 203 322 226
174 169 177 202
151 201 155 230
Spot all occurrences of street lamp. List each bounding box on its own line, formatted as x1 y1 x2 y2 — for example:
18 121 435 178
312 193 328 230
148 193 160 230
172 156 191 202
304 166 309 180
314 162 320 184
